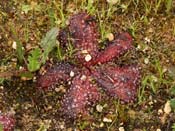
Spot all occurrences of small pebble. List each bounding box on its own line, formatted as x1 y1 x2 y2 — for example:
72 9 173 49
163 67 167 73
0 86 4 89
70 71 75 77
85 54 92 62
144 37 151 43
119 127 125 131
106 0 119 5
19 66 23 70
12 41 17 49
148 28 154 33
106 33 114 41
164 101 171 114
11 58 17 62
82 50 88 54
144 58 149 64
60 124 64 129
80 75 87 81
148 101 153 105
119 122 124 126
136 44 141 50
68 81 72 85
96 104 103 112
154 100 157 103
33 76 37 80
156 129 161 131
21 76 32 81
99 122 104 127
151 75 158 82
103 117 112 123
65 19 69 26
158 109 163 115
47 105 52 110
55 85 66 93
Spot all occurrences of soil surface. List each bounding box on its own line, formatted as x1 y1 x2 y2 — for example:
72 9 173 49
0 1 175 131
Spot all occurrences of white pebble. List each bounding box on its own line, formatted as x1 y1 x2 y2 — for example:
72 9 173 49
68 81 71 85
81 50 88 54
106 0 119 5
106 33 114 41
96 104 103 112
119 127 125 131
70 71 75 77
136 44 141 50
99 122 104 127
144 37 151 43
103 117 112 123
85 54 92 62
163 67 167 73
158 109 163 115
60 124 64 129
148 101 153 105
55 88 60 92
80 75 87 81
144 58 149 64
0 86 4 89
12 41 17 49
164 101 171 114
151 75 158 82
156 129 161 131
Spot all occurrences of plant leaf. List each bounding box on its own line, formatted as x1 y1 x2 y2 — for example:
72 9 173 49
40 27 59 64
170 99 175 110
27 48 41 72
170 86 175 96
166 0 172 13
11 25 25 64
0 123 3 131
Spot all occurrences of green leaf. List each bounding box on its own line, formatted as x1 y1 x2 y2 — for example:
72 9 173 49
166 0 172 13
27 48 41 72
172 123 175 131
0 78 4 84
26 27 59 72
40 27 59 64
170 99 175 110
0 123 3 131
11 25 25 64
170 86 175 96
16 40 24 64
